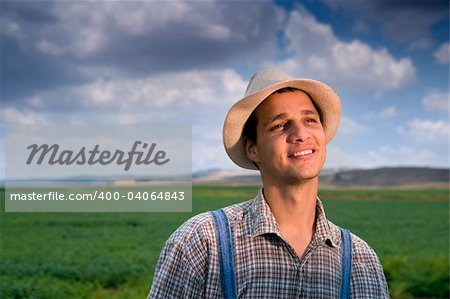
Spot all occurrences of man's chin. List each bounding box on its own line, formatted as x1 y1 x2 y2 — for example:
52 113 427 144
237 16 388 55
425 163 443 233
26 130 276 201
282 169 321 185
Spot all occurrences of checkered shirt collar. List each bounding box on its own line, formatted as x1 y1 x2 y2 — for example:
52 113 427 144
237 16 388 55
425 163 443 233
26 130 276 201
246 188 340 248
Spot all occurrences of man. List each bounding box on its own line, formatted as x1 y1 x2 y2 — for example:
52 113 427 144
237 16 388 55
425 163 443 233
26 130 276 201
149 69 390 298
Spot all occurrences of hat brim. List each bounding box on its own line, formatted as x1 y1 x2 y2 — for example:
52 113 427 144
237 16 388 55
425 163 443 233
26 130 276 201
223 78 341 170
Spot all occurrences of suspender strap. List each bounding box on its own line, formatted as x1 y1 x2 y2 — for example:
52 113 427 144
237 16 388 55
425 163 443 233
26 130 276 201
212 209 352 299
211 209 237 299
339 227 353 299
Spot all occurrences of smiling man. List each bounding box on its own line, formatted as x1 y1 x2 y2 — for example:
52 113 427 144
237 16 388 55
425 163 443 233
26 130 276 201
149 69 389 298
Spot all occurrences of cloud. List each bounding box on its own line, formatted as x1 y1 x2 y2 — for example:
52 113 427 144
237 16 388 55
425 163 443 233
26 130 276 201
74 68 247 122
1 68 248 172
338 117 370 135
320 0 448 48
192 139 236 171
272 7 416 92
36 39 65 56
2 107 51 125
379 107 398 119
1 1 281 102
364 106 399 120
366 146 440 168
327 145 442 169
397 119 449 143
1 2 447 173
434 42 449 64
422 90 449 113
2 68 247 125
1 67 248 171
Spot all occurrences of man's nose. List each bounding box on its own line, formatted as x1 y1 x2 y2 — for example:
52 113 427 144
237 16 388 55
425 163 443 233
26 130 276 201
287 122 310 143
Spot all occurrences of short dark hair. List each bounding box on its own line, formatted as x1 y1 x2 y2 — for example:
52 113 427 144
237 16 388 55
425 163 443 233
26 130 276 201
242 109 258 143
242 87 322 144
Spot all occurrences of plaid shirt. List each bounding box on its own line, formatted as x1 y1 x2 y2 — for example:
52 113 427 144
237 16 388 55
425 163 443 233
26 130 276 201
149 189 389 298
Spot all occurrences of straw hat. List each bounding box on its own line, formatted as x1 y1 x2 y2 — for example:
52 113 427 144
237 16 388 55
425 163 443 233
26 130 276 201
223 68 341 170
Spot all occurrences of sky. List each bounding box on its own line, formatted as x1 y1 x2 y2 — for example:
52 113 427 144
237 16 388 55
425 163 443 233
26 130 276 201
1 0 449 174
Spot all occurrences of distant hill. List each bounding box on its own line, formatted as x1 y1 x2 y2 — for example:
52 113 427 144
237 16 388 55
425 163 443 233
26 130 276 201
193 167 449 187
193 168 260 183
5 167 446 188
320 167 449 187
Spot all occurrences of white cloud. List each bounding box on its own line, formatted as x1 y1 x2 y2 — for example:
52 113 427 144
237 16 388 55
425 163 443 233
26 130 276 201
379 106 398 119
192 141 236 171
366 146 440 168
2 69 249 172
2 107 51 125
104 1 192 35
201 24 232 41
364 106 398 120
339 116 370 135
36 40 65 56
434 42 449 64
29 1 280 59
2 21 21 36
273 7 416 92
327 145 441 169
422 90 449 113
75 69 246 120
397 119 449 143
26 95 44 108
4 68 247 126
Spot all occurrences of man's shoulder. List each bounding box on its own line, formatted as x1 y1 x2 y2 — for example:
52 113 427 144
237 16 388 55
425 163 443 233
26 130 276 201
325 219 383 271
345 230 386 278
166 198 254 247
349 232 380 262
166 211 213 246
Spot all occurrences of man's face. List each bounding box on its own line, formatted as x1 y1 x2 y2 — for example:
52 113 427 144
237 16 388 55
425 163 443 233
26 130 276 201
245 90 327 185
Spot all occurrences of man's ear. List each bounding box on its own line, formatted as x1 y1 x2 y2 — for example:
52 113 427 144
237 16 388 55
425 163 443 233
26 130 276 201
244 137 260 164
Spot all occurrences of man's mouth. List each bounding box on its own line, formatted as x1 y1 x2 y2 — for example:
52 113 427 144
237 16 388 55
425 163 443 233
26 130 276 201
288 149 315 158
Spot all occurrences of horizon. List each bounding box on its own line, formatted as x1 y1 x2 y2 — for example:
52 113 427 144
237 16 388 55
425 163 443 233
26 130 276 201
1 165 448 182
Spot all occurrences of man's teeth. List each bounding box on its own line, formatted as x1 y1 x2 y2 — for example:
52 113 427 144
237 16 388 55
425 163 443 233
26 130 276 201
292 150 313 157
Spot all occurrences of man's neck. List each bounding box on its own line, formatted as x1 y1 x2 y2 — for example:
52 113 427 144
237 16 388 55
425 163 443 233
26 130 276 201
262 178 318 257
263 178 318 228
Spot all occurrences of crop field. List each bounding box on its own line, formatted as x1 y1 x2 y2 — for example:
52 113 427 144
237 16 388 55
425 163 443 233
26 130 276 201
0 186 448 298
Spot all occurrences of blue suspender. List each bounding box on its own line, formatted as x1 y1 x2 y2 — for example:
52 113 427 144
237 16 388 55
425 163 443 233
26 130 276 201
339 227 353 299
211 209 353 299
211 209 238 299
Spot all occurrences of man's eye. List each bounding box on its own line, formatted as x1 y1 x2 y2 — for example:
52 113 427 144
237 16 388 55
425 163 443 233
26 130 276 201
306 118 317 123
271 123 286 131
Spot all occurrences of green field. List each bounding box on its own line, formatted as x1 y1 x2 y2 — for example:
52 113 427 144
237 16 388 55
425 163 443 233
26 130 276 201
0 186 448 298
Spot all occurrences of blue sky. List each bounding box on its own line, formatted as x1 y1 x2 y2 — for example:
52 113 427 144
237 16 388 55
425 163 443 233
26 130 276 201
1 0 448 173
